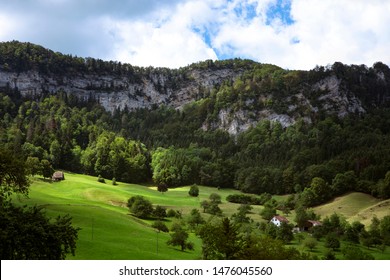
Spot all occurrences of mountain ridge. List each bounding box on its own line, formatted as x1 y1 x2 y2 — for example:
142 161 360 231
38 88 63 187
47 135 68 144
1 41 390 134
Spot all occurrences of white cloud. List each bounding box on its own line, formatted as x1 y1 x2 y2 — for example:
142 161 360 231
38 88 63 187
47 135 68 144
103 1 218 67
1 0 390 69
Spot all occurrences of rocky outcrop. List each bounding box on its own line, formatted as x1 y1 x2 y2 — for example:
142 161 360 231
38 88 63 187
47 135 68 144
0 67 243 112
0 67 372 135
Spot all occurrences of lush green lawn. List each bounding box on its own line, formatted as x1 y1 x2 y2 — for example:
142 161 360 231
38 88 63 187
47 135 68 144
12 172 247 260
11 173 390 260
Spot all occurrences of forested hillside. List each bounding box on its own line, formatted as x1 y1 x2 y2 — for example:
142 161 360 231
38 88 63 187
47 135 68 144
1 41 390 207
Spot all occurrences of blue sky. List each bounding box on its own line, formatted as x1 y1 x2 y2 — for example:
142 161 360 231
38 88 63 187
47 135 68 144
0 0 389 69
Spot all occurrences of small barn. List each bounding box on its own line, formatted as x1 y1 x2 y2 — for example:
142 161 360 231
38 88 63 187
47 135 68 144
52 171 65 181
270 215 289 227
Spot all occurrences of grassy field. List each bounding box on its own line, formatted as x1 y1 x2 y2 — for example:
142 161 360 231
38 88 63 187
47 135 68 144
12 172 252 260
11 172 390 260
312 192 390 225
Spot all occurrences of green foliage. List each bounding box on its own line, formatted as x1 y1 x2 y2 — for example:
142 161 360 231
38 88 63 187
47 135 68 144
187 208 205 230
0 202 79 259
188 184 199 197
0 148 30 199
303 237 318 252
341 245 374 260
127 195 154 219
167 223 194 251
97 175 106 183
152 220 169 233
153 205 167 220
325 233 341 250
0 148 78 260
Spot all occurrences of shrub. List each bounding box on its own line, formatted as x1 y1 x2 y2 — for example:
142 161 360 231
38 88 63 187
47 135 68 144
97 175 105 183
188 184 199 197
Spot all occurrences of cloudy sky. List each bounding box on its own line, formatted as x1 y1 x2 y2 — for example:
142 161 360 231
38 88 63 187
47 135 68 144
0 0 389 70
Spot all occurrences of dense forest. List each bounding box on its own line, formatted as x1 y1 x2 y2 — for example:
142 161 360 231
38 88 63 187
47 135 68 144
1 41 390 208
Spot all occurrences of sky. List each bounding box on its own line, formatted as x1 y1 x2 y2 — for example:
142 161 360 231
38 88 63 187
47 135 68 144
0 0 389 70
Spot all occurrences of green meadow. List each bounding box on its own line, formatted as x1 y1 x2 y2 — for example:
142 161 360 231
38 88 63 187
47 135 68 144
12 173 246 260
11 172 390 260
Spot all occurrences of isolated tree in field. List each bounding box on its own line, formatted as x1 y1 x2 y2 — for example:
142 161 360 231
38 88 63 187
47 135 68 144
127 195 153 219
200 200 210 213
209 193 221 204
167 223 194 251
187 208 205 230
152 221 169 233
188 184 199 197
157 183 168 194
153 205 167 220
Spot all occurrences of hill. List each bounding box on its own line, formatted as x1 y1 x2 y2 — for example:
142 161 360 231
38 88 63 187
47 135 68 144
11 172 390 260
312 192 390 225
14 172 255 259
1 40 390 203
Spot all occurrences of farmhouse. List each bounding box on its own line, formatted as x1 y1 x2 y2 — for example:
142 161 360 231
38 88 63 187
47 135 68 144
270 215 289 227
293 220 323 232
52 171 65 181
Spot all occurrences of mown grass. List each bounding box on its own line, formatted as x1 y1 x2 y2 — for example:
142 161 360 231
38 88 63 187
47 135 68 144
12 172 247 260
11 173 389 260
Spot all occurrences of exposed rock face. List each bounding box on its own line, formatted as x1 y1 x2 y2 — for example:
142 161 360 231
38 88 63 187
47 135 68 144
0 67 373 134
0 67 243 112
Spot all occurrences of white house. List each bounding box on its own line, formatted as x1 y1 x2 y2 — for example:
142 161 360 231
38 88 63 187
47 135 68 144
270 215 289 227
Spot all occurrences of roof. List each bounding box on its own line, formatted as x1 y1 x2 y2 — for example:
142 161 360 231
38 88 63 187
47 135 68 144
307 220 322 226
52 171 64 179
272 215 289 223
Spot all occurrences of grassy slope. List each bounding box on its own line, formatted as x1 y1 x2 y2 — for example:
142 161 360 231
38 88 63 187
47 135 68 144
312 192 390 225
13 172 250 260
12 173 389 260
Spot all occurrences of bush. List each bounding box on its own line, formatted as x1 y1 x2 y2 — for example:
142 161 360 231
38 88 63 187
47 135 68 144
97 175 105 183
127 195 153 219
226 193 269 205
112 177 117 185
188 184 199 197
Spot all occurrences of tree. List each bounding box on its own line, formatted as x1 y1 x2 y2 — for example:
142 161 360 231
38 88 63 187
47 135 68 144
188 184 199 197
209 193 222 204
303 237 318 252
341 245 374 260
127 195 154 219
187 208 205 230
379 215 390 245
0 203 79 259
0 148 79 259
198 218 243 260
232 204 252 224
153 205 167 220
0 148 29 200
260 201 277 221
152 220 169 233
325 233 340 250
276 222 294 244
41 159 54 179
200 200 210 213
167 223 194 251
25 156 42 176
157 183 168 194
